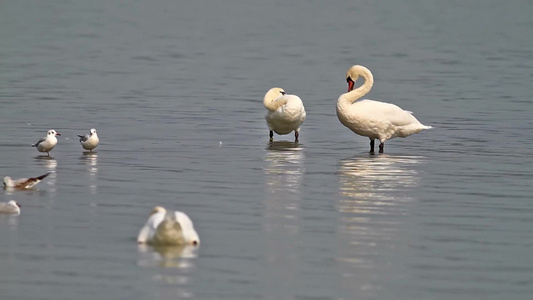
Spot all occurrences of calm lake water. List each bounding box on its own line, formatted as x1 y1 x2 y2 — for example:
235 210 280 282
1 0 532 299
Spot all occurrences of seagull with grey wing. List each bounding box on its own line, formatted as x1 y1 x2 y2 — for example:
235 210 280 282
4 172 51 190
77 128 99 152
32 129 60 156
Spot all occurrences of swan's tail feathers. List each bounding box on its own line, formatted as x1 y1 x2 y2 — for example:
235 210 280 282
422 125 433 129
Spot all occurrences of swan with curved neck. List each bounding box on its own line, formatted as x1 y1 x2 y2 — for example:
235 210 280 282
264 87 306 142
336 65 432 153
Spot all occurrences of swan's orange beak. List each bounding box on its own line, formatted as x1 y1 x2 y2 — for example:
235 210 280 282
347 78 355 92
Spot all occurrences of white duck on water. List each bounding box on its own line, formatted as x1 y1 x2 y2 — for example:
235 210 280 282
336 65 432 153
264 87 306 142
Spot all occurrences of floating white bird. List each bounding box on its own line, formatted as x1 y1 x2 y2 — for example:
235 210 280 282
32 129 60 156
0 200 21 215
3 172 51 189
264 87 306 142
77 128 99 152
137 206 200 246
336 65 432 153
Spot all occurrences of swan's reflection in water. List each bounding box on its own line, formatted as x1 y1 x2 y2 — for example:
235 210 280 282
336 155 423 295
263 141 304 231
80 153 98 194
262 141 304 292
137 244 198 298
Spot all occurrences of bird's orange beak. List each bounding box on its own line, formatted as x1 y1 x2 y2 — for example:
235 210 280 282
347 78 355 92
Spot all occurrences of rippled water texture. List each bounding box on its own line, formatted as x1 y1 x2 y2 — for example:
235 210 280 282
1 1 532 299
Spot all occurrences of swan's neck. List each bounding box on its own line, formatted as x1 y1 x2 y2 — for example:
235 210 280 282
338 70 374 107
264 95 288 111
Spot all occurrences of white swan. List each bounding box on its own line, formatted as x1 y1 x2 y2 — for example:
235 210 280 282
264 87 306 142
336 65 432 153
32 129 60 156
3 172 51 189
77 128 99 152
0 200 21 215
137 206 200 246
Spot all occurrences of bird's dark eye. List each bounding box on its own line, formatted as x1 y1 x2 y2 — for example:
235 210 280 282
346 77 351 83
280 91 286 95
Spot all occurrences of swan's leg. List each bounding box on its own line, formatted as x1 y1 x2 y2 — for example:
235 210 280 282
269 130 274 141
379 142 384 153
369 139 375 153
294 130 299 142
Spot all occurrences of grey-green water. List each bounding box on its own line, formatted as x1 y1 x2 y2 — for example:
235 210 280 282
1 1 532 299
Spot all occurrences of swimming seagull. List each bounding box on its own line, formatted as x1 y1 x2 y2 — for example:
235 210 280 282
137 206 200 246
32 129 60 156
0 200 21 215
3 172 51 189
77 128 99 152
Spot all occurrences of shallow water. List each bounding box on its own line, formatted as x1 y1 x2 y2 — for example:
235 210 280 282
1 0 532 299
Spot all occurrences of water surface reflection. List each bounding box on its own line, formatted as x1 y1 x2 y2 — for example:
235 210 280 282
36 157 57 194
336 155 423 295
263 141 304 230
137 244 198 298
80 153 98 194
262 141 304 294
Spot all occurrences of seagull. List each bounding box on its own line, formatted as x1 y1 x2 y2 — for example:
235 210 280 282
0 200 21 215
77 128 99 152
3 172 51 189
137 206 200 246
32 129 60 156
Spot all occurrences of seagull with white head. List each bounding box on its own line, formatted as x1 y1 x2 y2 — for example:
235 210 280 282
0 200 21 215
32 129 60 156
77 128 99 152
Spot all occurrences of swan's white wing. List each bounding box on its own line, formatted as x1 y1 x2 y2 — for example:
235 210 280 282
137 212 165 243
358 99 421 127
174 211 200 245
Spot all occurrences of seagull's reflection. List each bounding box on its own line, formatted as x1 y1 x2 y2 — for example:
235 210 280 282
80 153 98 194
137 244 197 298
34 156 57 194
0 214 19 230
262 141 304 292
336 154 423 295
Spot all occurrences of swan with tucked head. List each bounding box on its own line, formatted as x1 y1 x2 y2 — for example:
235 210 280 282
264 87 306 142
336 65 432 153
137 206 200 246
